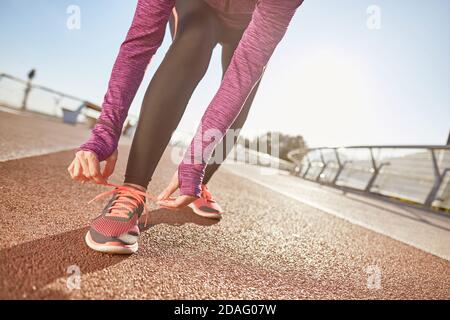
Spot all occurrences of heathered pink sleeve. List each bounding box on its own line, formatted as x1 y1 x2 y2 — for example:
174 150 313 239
178 0 303 197
79 0 175 161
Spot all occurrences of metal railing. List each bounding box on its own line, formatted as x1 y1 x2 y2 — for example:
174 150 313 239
0 72 138 131
0 73 87 116
288 145 450 211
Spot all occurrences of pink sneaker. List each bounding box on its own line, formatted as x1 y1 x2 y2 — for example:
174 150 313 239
85 184 151 254
188 185 222 219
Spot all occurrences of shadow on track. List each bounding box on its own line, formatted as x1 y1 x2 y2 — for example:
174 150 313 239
139 207 220 232
0 227 127 299
0 208 218 299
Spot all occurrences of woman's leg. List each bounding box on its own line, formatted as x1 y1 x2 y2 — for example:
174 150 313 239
124 0 219 188
202 39 263 185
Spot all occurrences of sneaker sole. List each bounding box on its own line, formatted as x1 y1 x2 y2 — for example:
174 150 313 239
188 203 222 220
85 231 138 254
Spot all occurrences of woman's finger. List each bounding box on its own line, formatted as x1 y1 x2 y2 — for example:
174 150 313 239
157 195 196 210
67 160 75 178
73 159 84 181
157 184 178 201
157 172 179 201
76 153 91 180
87 155 106 185
102 154 117 179
73 159 88 182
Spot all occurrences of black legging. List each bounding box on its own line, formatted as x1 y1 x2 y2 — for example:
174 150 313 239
124 0 262 188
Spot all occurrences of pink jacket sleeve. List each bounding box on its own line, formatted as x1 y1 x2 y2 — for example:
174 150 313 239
178 0 303 197
80 0 175 161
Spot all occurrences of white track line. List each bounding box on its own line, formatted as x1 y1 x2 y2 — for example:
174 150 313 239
224 165 450 261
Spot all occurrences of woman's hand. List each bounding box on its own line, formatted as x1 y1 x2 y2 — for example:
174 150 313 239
68 149 118 185
157 171 197 210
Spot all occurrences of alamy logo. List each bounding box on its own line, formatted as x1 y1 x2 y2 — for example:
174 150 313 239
170 129 281 175
66 265 81 290
366 5 381 30
66 5 81 30
366 265 382 289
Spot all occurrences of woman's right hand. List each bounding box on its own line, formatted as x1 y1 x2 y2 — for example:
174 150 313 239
68 149 118 185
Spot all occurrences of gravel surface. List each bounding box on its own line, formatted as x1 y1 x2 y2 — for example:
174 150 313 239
0 146 449 299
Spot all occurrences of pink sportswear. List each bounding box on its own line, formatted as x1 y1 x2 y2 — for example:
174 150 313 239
80 0 303 197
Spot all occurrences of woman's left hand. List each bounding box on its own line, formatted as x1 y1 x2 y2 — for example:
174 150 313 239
157 171 197 210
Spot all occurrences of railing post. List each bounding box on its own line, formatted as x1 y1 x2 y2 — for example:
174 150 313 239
289 145 449 211
21 69 35 111
424 149 445 207
365 148 379 192
332 148 343 186
316 149 327 182
302 154 312 178
431 169 450 205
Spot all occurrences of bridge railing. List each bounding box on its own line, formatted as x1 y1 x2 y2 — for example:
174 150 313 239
0 72 138 132
289 145 450 211
0 73 86 116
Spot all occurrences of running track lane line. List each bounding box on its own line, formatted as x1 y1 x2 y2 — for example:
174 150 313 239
223 165 450 261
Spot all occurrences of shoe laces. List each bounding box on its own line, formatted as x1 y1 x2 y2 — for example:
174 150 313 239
88 183 156 226
200 185 214 202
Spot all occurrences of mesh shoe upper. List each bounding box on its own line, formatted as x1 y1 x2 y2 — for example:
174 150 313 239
88 185 151 243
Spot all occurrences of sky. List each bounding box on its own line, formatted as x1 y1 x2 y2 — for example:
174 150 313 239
0 0 449 147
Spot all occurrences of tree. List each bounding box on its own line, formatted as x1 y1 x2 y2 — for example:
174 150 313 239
242 131 308 162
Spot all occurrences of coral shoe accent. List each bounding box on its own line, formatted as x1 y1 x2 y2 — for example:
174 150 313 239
188 185 223 219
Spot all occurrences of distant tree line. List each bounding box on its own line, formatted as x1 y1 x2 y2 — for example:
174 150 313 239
238 132 308 162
